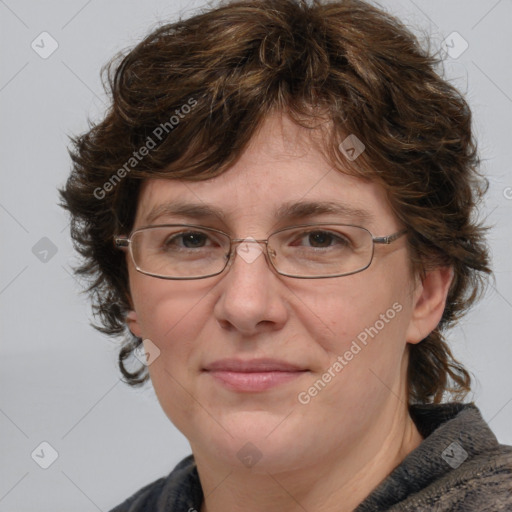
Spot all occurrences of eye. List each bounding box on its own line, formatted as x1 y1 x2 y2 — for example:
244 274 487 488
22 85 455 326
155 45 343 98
306 231 338 248
291 229 351 249
163 230 214 249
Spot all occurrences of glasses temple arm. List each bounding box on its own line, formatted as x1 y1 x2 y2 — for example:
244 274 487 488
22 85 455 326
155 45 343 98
114 236 130 248
373 228 408 245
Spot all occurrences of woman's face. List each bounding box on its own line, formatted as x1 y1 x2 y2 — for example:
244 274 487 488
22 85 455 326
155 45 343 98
126 114 430 474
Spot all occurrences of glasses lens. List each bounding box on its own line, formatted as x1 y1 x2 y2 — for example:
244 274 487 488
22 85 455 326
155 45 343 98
131 226 230 278
269 225 373 277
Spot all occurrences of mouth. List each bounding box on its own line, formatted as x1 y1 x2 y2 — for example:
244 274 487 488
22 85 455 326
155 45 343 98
202 358 309 392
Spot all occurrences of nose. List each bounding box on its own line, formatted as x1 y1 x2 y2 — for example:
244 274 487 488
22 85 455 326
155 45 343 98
212 238 289 336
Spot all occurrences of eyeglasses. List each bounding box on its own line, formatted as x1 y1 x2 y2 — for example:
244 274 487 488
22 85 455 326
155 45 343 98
114 224 407 280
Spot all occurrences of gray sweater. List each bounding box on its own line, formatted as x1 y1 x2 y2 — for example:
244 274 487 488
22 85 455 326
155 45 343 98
110 403 512 511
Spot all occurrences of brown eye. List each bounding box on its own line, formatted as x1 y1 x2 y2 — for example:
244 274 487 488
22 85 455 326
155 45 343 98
307 231 336 248
290 230 351 249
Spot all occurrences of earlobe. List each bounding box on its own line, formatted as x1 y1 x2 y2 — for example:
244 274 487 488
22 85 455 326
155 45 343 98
126 310 143 338
406 266 454 344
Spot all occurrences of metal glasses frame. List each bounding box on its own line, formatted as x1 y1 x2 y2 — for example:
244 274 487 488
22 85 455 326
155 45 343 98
114 223 408 280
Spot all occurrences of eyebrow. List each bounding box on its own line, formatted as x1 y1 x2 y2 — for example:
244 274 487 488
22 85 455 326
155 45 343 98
275 201 374 223
144 202 227 224
143 200 374 225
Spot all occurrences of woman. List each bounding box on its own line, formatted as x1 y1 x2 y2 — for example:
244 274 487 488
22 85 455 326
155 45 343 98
60 0 512 510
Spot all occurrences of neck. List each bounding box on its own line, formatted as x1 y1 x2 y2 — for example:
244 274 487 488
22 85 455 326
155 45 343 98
196 401 423 512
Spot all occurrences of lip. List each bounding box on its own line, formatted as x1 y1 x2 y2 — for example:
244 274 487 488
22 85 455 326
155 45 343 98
203 358 309 392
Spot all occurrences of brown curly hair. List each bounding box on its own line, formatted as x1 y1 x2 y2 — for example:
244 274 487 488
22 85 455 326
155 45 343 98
60 0 490 404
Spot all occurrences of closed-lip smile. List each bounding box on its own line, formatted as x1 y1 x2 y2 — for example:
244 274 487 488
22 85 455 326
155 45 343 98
203 358 309 392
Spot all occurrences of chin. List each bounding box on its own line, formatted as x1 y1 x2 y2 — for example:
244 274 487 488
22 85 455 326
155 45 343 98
188 409 314 473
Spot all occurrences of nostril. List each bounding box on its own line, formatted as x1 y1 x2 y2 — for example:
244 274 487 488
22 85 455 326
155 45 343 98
217 318 235 332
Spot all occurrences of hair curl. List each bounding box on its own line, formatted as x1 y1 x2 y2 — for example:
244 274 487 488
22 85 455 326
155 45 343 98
60 0 490 403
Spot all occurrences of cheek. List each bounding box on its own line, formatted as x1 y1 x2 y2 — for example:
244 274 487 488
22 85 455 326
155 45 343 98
131 280 218 430
294 276 401 353
294 275 413 408
130 277 220 392
131 277 212 340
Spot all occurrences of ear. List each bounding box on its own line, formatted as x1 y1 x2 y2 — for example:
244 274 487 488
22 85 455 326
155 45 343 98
126 310 143 338
405 266 453 344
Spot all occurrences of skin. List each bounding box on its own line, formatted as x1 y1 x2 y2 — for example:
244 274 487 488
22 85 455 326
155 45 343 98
126 114 453 512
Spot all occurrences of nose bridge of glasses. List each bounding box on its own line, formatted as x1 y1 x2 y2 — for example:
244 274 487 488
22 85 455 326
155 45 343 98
230 237 268 244
227 237 276 268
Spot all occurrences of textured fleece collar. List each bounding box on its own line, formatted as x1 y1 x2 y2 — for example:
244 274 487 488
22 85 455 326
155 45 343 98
111 403 512 512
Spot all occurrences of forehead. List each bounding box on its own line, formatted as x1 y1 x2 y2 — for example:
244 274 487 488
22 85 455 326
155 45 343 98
135 114 395 231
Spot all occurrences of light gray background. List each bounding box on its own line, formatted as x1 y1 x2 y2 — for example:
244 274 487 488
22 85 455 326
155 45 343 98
1 0 511 510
